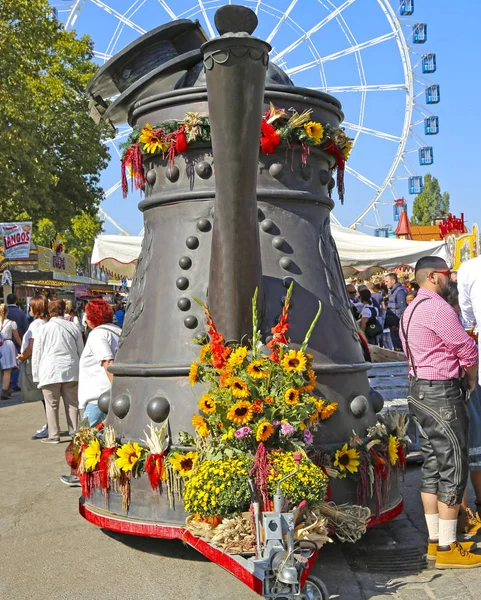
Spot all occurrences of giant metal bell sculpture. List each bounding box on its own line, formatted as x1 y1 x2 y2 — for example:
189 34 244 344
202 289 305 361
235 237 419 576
86 5 400 525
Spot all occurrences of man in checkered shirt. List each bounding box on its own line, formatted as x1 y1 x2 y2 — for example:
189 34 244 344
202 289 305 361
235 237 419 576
400 256 479 569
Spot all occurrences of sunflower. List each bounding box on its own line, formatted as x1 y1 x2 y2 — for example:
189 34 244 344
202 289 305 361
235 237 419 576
304 121 324 144
189 362 199 386
256 421 274 442
84 438 101 471
192 414 209 437
139 123 168 154
321 402 338 420
199 343 211 363
333 443 360 474
247 360 268 379
299 368 316 393
342 141 353 160
198 394 216 414
284 388 300 406
231 378 250 399
227 400 254 425
219 366 234 388
281 349 307 373
169 451 197 477
228 346 248 367
388 435 400 466
116 442 144 472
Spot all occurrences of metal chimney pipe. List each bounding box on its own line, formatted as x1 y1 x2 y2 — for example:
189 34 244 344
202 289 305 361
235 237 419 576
202 6 271 344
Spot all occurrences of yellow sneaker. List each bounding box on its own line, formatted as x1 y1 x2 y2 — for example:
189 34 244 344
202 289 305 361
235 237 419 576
435 542 481 569
427 540 476 561
457 507 481 536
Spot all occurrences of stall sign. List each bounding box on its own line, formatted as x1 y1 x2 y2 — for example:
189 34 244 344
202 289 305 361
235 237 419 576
0 222 32 259
38 242 76 276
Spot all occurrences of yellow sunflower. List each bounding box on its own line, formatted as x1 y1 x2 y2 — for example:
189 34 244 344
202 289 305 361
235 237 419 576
321 401 338 420
84 438 101 471
169 451 197 477
333 443 360 474
299 368 316 393
342 141 353 160
388 435 400 466
281 349 307 373
227 400 254 425
256 421 274 442
116 442 144 472
199 343 211 363
198 394 216 414
284 388 300 406
139 123 168 154
304 121 324 144
192 414 209 437
247 360 268 379
228 346 248 367
189 361 199 386
231 378 250 399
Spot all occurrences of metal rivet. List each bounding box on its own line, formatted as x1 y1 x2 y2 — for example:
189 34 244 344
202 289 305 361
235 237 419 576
177 297 191 311
300 166 311 181
184 315 198 329
319 169 331 185
266 335 273 344
166 165 180 182
197 218 211 232
186 236 199 249
195 331 208 343
111 394 130 419
179 256 192 270
328 176 336 190
369 388 384 413
283 276 294 288
261 219 275 233
176 277 189 290
195 161 212 179
279 257 293 270
147 397 171 423
269 163 283 177
258 207 265 220
97 391 111 414
272 236 285 250
146 169 156 185
350 395 369 418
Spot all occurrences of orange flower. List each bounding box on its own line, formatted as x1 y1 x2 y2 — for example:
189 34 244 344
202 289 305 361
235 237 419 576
263 397 275 404
252 399 264 413
219 366 233 388
321 402 338 420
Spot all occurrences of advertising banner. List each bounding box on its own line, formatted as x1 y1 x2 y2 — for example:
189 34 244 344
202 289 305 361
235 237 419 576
0 222 33 259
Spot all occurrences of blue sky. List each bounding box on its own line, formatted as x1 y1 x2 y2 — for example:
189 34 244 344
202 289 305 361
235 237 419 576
56 0 479 236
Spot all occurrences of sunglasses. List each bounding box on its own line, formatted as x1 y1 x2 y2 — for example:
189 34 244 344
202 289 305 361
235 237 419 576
432 270 451 279
347 290 357 295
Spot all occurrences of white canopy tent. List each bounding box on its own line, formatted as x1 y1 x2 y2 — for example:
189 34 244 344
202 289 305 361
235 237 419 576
91 225 448 280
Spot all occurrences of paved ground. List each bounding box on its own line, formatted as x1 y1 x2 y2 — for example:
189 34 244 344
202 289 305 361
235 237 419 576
1 394 481 600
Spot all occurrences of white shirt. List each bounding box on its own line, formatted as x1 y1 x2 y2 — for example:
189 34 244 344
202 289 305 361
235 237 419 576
21 318 47 353
78 323 121 409
0 319 17 340
458 256 481 382
32 317 84 387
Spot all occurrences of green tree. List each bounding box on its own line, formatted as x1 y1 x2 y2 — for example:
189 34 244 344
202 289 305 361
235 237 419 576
0 0 109 229
411 173 450 225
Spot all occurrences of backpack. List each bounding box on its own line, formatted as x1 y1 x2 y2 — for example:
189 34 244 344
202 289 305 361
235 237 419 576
366 307 383 337
383 308 400 329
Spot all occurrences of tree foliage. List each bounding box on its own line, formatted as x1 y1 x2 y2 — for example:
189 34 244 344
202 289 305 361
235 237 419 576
411 173 450 226
0 0 109 229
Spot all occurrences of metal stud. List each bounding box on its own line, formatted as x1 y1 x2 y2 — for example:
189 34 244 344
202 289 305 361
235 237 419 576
279 257 293 270
195 161 212 179
272 236 285 250
195 331 208 344
350 395 369 418
186 236 199 249
197 218 211 232
319 169 331 185
283 276 294 288
177 297 191 311
269 163 283 177
176 277 189 290
328 176 336 191
261 219 275 233
184 315 198 329
179 256 192 270
146 169 156 185
147 397 171 423
166 165 180 183
111 394 130 419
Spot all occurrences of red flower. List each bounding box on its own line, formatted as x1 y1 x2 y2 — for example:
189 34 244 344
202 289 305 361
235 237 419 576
175 131 188 154
260 121 281 154
252 400 264 413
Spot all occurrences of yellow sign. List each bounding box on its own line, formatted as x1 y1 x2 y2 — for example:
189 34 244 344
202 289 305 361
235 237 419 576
446 223 479 270
38 236 76 276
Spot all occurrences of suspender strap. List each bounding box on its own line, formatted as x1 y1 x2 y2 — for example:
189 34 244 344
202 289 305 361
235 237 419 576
400 298 430 380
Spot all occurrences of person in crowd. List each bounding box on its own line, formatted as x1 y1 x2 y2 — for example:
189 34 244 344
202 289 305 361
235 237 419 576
60 299 121 487
346 283 361 321
406 291 417 305
367 282 383 310
64 300 81 331
380 298 394 350
451 270 458 283
410 281 420 294
113 302 125 327
384 273 408 350
0 304 22 399
400 256 480 568
32 299 84 444
359 289 382 345
17 296 49 437
5 293 29 392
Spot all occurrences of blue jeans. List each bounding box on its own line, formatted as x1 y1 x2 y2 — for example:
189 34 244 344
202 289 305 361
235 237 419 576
11 367 19 388
83 402 106 427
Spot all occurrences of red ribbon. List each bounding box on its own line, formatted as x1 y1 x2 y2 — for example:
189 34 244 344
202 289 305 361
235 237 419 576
145 452 168 491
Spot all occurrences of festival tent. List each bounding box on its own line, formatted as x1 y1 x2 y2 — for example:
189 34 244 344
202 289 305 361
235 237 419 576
91 225 448 280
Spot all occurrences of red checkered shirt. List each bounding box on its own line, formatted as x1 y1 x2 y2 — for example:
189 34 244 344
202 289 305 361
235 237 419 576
399 287 478 380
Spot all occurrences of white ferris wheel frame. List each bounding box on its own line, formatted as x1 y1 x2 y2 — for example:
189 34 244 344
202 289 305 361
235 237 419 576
58 0 419 232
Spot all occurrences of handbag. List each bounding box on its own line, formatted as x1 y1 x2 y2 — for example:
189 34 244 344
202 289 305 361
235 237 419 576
20 357 44 403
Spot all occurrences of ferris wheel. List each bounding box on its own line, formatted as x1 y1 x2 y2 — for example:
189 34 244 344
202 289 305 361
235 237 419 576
53 0 439 234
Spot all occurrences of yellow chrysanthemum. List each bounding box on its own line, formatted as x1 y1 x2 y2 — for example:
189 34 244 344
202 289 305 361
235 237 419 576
139 123 168 154
284 388 300 406
321 402 338 420
256 421 274 442
281 349 307 373
169 451 197 477
388 435 400 466
227 401 254 425
231 377 250 399
304 121 324 144
84 438 101 471
198 394 216 415
247 360 268 379
189 362 199 386
228 346 248 367
333 443 360 474
221 428 235 441
192 414 209 437
199 344 211 363
116 442 143 472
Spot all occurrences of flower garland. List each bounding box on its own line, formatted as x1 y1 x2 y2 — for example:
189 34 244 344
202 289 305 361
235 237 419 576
120 104 353 202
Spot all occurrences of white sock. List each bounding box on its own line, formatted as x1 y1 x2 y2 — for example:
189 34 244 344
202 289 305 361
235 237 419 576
439 519 457 547
425 513 439 541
